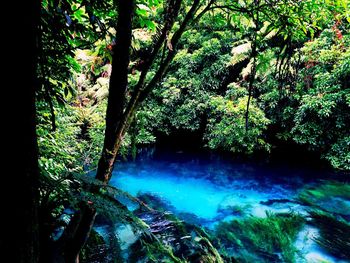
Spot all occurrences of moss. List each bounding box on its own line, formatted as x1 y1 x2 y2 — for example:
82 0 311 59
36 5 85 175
128 232 186 263
128 211 225 263
80 228 123 263
187 237 225 263
80 229 105 262
309 211 350 260
214 212 305 263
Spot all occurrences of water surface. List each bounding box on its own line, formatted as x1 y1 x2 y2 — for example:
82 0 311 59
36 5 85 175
106 150 347 262
110 151 337 226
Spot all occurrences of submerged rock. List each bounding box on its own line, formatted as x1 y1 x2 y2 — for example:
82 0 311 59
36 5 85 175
294 225 336 263
117 224 139 250
127 209 225 262
250 198 309 218
137 192 175 212
81 228 123 263
309 211 350 260
216 204 246 217
260 198 292 206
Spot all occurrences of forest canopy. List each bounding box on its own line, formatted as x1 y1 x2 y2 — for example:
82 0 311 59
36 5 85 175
38 0 350 175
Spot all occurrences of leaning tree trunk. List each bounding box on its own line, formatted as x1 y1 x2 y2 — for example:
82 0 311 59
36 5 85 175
60 1 135 262
64 0 207 260
95 0 135 183
96 0 201 184
62 203 97 263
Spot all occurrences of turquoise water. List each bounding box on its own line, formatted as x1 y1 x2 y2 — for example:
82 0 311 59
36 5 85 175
109 151 335 226
104 151 348 262
112 174 229 219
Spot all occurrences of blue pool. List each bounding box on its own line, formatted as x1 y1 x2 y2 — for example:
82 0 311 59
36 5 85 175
109 150 337 227
103 150 348 262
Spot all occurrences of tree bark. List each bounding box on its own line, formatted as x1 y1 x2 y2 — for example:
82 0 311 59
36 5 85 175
3 0 41 262
63 0 206 260
59 1 135 262
95 0 135 183
95 0 201 184
20 0 41 259
245 0 259 132
63 203 97 263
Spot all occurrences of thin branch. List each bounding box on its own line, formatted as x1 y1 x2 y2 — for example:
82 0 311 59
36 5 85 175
128 0 183 107
245 0 260 132
139 0 202 101
44 83 57 131
102 0 204 170
192 0 216 24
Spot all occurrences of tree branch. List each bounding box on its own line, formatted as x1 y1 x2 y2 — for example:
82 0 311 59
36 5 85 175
127 0 183 111
139 0 202 101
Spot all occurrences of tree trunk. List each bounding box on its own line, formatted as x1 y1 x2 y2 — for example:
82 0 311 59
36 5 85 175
64 0 205 260
63 203 97 263
95 0 135 183
3 0 41 262
245 0 259 132
96 0 201 184
59 1 135 261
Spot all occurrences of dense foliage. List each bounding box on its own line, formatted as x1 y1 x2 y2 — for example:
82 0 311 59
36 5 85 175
291 30 350 170
37 1 350 181
29 0 350 262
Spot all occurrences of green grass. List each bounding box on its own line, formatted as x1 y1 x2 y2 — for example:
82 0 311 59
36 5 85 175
299 181 350 202
309 211 350 260
298 181 350 217
214 212 305 263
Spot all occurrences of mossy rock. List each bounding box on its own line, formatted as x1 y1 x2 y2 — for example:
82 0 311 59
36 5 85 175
80 229 106 262
128 210 225 263
81 228 123 263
